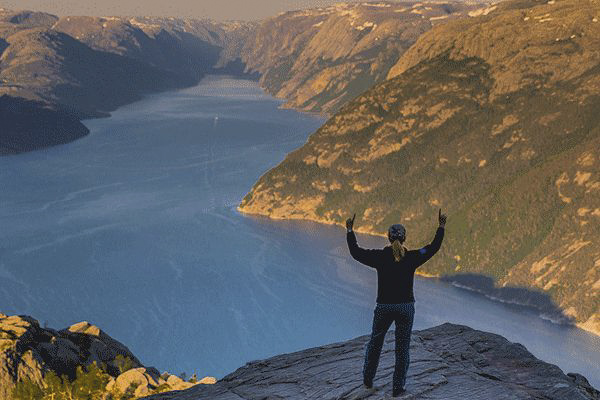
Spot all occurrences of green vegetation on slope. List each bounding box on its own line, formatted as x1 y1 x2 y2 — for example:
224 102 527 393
14 362 110 400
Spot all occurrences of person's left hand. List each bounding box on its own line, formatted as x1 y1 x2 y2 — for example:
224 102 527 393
438 208 447 227
346 213 356 231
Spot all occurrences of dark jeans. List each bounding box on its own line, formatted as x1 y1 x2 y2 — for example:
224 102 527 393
363 302 415 391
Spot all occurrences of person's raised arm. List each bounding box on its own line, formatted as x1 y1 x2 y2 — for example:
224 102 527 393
346 213 380 269
415 209 446 268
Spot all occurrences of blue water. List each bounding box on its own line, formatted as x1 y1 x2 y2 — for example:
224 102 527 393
1 76 598 387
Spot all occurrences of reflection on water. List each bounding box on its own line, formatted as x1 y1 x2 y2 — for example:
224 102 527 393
0 76 598 386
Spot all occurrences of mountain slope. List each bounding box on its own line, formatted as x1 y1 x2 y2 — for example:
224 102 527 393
0 26 186 117
240 1 489 114
51 16 254 82
0 9 254 153
238 0 600 335
0 95 88 154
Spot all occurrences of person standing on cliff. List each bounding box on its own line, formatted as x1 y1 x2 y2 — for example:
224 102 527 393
346 209 446 397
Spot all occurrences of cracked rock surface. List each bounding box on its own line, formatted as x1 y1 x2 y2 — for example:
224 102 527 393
142 323 599 399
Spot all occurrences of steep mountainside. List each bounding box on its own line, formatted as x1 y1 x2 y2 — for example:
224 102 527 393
144 323 599 400
238 0 600 335
0 95 88 154
240 1 490 114
0 9 255 114
0 25 185 116
52 16 255 82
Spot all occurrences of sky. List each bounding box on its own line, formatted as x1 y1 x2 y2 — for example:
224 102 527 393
0 0 366 21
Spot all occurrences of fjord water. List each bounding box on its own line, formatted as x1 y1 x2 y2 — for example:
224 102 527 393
1 76 599 386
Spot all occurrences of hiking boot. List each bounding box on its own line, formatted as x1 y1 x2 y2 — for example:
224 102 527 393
392 387 406 397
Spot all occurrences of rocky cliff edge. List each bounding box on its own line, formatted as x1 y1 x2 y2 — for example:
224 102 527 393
143 323 599 400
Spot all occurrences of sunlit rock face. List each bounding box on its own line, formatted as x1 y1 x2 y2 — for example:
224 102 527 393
240 1 489 115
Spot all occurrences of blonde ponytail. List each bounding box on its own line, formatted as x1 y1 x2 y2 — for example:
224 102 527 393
391 239 405 262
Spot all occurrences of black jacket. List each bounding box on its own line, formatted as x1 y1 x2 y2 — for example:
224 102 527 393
346 227 445 303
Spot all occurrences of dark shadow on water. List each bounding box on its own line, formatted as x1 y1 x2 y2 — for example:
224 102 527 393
440 273 576 325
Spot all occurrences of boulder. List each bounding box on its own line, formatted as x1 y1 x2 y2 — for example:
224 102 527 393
198 376 217 384
68 321 101 336
113 367 165 396
115 367 151 393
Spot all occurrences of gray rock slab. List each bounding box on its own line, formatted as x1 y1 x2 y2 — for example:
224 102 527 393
142 323 599 400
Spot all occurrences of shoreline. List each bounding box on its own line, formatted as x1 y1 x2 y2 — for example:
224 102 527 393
235 205 600 338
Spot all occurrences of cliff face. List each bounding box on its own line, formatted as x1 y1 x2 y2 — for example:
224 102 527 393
238 0 600 336
143 323 599 400
0 313 215 399
240 1 489 114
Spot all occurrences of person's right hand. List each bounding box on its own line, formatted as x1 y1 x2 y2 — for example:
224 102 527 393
346 213 356 231
438 209 447 227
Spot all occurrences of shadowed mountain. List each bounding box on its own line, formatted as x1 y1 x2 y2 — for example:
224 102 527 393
52 16 233 82
238 0 600 335
1 27 188 117
0 9 255 153
0 95 88 154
